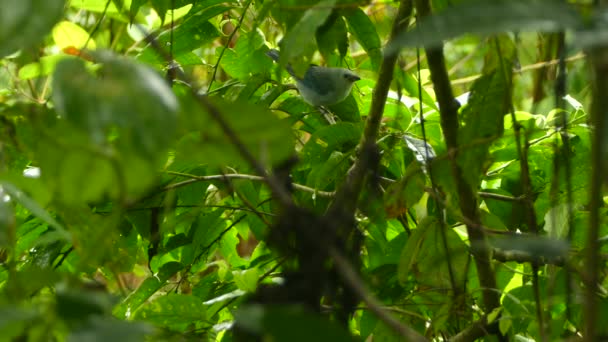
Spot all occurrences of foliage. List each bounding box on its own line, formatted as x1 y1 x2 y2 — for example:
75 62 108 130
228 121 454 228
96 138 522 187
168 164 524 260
0 0 606 341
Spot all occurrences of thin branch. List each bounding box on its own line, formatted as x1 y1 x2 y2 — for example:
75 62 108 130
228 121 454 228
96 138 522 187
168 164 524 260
163 171 334 197
413 3 503 339
137 25 294 208
450 53 585 86
206 0 252 93
329 0 413 215
583 44 608 342
449 316 492 342
495 38 545 342
329 247 427 342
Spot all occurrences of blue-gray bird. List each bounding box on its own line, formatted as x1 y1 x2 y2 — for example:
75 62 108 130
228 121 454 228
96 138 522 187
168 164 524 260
266 49 360 106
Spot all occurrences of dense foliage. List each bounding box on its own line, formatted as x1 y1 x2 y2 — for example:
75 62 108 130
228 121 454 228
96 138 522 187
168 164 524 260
0 0 606 341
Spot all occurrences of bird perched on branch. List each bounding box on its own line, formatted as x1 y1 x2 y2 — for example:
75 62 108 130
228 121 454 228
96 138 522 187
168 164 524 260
265 49 360 107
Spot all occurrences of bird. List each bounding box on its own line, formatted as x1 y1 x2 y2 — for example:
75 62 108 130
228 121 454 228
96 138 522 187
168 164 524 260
265 49 360 107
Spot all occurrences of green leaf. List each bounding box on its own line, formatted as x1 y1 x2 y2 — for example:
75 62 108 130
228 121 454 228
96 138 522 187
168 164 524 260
307 150 350 190
18 55 68 80
457 35 513 190
177 98 295 168
279 0 336 64
384 161 426 218
52 20 96 50
221 31 273 81
68 316 154 342
134 293 206 331
386 0 581 53
398 216 469 289
543 203 570 239
300 122 361 167
0 182 70 241
48 55 178 203
397 71 438 111
327 92 361 122
233 268 259 293
0 0 65 58
138 10 222 63
316 13 348 62
344 8 382 71
113 262 184 319
397 216 432 284
0 192 15 248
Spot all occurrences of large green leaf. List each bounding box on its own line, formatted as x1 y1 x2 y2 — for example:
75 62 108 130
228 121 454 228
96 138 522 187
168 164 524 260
316 13 348 62
134 293 206 331
176 97 295 168
49 54 178 203
457 36 513 190
113 261 184 318
300 122 361 168
344 8 382 71
279 0 336 67
0 0 65 58
138 6 223 64
221 31 273 81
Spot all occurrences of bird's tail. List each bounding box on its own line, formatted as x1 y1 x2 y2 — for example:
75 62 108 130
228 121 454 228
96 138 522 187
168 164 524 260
265 48 297 78
266 48 280 62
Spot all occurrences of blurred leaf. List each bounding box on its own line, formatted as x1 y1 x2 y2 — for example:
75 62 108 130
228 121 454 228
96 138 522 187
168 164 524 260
52 21 96 50
56 285 116 321
490 235 569 264
235 304 357 342
1 182 70 241
0 0 65 58
48 55 178 203
177 97 294 168
135 293 206 331
0 307 38 340
386 0 581 53
543 203 570 239
68 316 154 342
18 55 69 80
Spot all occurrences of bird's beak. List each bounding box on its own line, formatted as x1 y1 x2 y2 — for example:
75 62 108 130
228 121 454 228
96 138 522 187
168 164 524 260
348 74 361 82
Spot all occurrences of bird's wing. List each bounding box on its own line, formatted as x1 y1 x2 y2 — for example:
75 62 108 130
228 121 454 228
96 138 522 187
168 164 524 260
301 66 336 95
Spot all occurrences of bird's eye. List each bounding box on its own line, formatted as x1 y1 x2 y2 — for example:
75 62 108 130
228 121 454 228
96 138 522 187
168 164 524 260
343 73 349 79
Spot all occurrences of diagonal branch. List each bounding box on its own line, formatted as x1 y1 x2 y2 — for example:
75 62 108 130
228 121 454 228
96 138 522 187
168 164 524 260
329 0 413 215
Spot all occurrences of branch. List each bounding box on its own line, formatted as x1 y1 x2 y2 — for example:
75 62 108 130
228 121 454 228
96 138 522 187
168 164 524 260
329 247 427 342
163 171 334 197
449 316 494 342
329 0 413 215
413 0 502 322
583 44 608 342
137 26 294 208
